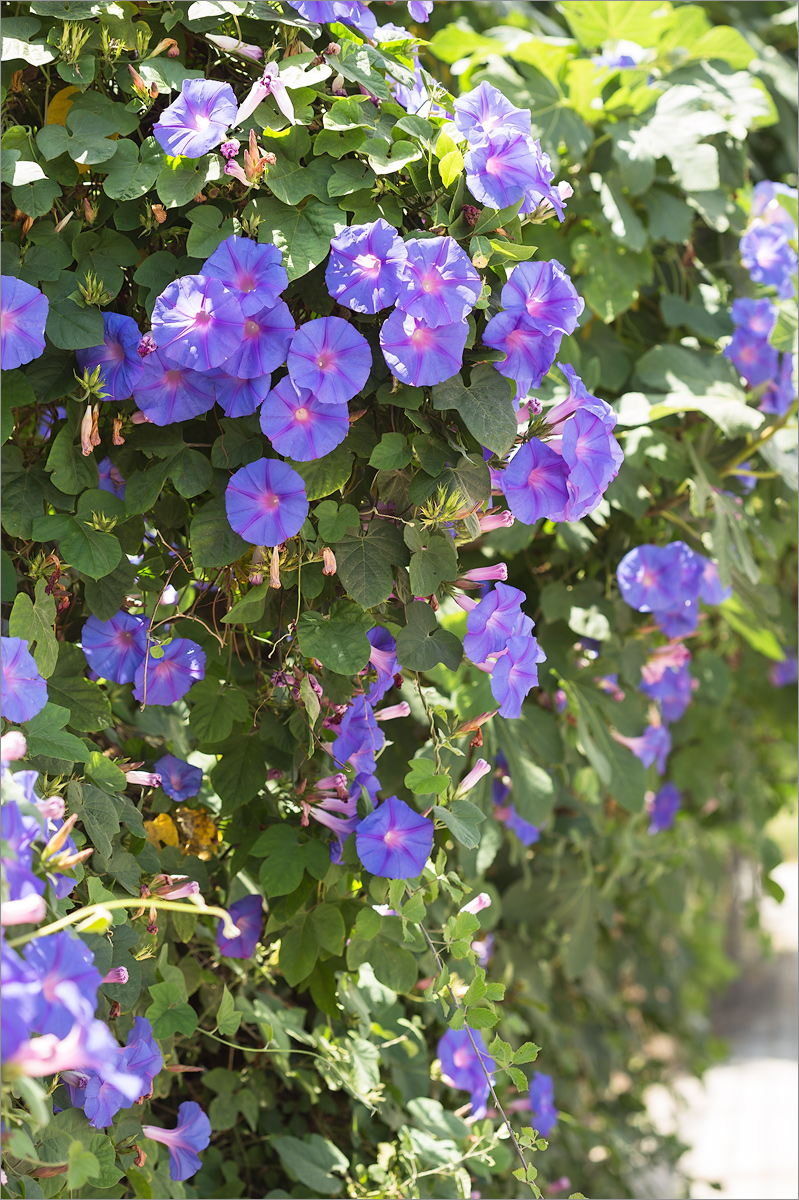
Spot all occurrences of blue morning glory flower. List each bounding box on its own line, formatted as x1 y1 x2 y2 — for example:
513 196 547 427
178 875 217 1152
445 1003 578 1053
617 543 702 614
483 309 560 398
210 368 271 418
1 276 49 370
75 312 143 402
529 1071 558 1137
259 375 349 462
153 79 237 158
155 753 203 803
365 627 400 704
464 583 529 664
326 220 407 314
380 309 467 386
331 696 385 776
225 457 309 546
740 221 797 298
81 611 148 685
615 723 672 774
97 456 125 499
760 352 796 416
490 634 546 719
500 440 570 525
396 236 482 328
640 661 695 724
1 637 48 723
221 299 295 377
647 782 682 833
725 325 779 389
151 274 245 371
132 639 206 707
501 260 584 337
133 349 217 426
142 1101 212 1182
25 931 102 1039
356 795 434 878
216 893 264 959
287 316 371 406
437 1026 495 1118
561 406 624 521
454 81 531 141
203 235 287 316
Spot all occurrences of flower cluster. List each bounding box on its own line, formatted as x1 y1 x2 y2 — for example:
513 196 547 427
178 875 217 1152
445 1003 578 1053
492 753 541 845
739 180 798 300
459 582 547 719
616 541 730 639
1 276 49 371
82 610 205 707
1 637 48 724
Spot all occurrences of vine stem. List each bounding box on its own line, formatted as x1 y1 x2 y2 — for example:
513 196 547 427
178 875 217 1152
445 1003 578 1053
413 914 538 1194
6 896 239 949
720 410 794 475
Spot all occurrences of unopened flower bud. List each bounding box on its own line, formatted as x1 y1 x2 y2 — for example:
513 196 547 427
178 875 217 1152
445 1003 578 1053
478 510 515 533
43 812 79 859
0 894 47 926
36 796 65 820
263 151 276 166
374 702 411 721
109 1000 122 1019
455 759 491 797
460 891 491 915
220 139 240 160
322 547 337 575
167 42 179 58
1 731 27 763
131 410 153 424
462 204 481 226
80 403 95 456
137 332 157 359
269 546 281 589
459 564 508 584
126 771 162 788
102 967 129 985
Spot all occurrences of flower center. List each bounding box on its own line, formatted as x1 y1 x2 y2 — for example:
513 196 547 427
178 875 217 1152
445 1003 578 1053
421 271 440 294
357 253 381 277
316 352 334 371
244 320 259 337
164 370 184 385
261 492 281 510
109 342 126 362
194 114 211 131
295 407 309 422
195 310 211 328
383 828 400 846
485 155 502 175
239 273 256 292
411 326 431 349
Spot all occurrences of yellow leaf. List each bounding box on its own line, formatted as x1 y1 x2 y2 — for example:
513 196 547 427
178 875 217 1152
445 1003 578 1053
174 806 220 860
144 813 180 849
46 86 79 126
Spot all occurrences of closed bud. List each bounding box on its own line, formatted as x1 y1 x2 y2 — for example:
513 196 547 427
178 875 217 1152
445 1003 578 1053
269 546 281 589
322 547 337 575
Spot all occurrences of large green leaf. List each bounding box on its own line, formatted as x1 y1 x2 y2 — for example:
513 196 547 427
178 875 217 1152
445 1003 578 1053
8 578 58 677
247 197 346 281
297 600 373 675
396 601 462 673
431 366 518 456
335 522 408 608
272 1135 348 1197
46 644 112 732
23 704 90 764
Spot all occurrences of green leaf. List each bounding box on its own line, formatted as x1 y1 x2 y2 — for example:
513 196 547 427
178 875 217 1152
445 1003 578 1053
432 799 485 849
272 1134 348 1197
315 500 360 543
431 365 517 456
221 582 270 626
297 600 373 674
396 601 463 673
405 758 449 796
82 558 138 622
288 443 354 500
217 984 242 1037
190 496 250 569
157 155 221 208
346 931 418 993
561 886 597 979
210 737 266 808
463 1005 498 1029
336 41 390 99
328 159 375 196
8 578 58 677
11 176 61 219
353 906 381 940
255 825 311 897
439 148 464 187
69 781 121 858
367 137 423 175
335 522 408 608
406 530 459 597
102 136 161 200
47 644 112 731
60 518 122 580
85 751 127 794
190 679 250 741
571 234 653 322
145 981 199 1039
23 703 90 763
66 1140 100 1192
247 196 346 281
495 717 556 825
369 433 412 470
562 1 675 47
170 448 214 498
2 370 36 444
566 682 646 813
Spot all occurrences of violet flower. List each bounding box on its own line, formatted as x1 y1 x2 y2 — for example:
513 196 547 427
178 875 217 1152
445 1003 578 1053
142 1101 212 1182
561 406 624 522
98 456 126 499
81 611 148 685
133 348 217 426
463 583 528 664
1 637 48 723
260 375 349 461
151 275 245 371
614 723 671 774
24 931 102 1039
380 310 468 386
647 782 682 833
225 457 309 546
236 62 294 128
331 696 385 776
206 34 263 60
287 315 371 406
132 638 206 707
221 299 295 377
210 368 271 418
483 309 560 398
529 1072 558 1137
454 81 531 141
740 222 797 299
616 543 701 614
489 634 547 719
153 79 237 158
326 220 407 314
1 276 49 370
203 236 287 315
216 893 263 959
500 440 569 525
154 753 203 803
365 627 401 704
75 313 143 402
356 795 434 878
760 352 796 416
501 260 584 336
396 236 482 328
438 1027 495 1118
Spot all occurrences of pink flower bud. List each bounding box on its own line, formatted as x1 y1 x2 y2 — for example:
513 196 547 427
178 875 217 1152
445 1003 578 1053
460 891 491 915
1 894 47 926
460 564 508 584
36 796 65 820
43 812 78 859
102 967 129 985
131 410 153 424
1 731 27 763
374 702 411 721
322 547 337 575
126 771 161 788
455 759 491 797
478 510 515 533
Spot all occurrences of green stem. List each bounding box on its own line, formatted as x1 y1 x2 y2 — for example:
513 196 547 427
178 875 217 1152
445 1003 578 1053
720 410 794 475
7 896 239 949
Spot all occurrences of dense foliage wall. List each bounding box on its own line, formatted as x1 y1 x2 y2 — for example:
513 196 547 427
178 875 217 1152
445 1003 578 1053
1 2 796 1199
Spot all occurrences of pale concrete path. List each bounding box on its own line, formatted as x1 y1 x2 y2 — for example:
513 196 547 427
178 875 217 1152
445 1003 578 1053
646 860 798 1200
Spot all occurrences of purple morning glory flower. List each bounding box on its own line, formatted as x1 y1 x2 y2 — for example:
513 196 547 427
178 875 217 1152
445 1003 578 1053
529 1072 558 1137
751 181 798 233
730 296 777 340
380 309 468 386
259 375 349 462
326 220 407 314
438 1027 495 1119
133 348 217 426
142 1101 212 1182
464 126 541 210
331 696 385 776
483 310 560 399
500 439 569 525
25 931 102 1039
75 313 143 402
640 661 695 724
698 558 732 607
390 55 449 119
356 795 434 878
740 222 798 299
617 543 700 614
132 638 206 707
545 362 608 435
216 893 264 958
760 352 796 416
616 723 671 774
770 648 798 687
501 260 584 337
464 583 528 664
202 236 287 316
1 276 49 370
396 236 482 328
1 796 44 903
287 316 371 406
124 1016 163 1093
407 0 433 20
81 611 148 685
724 326 779 389
561 405 624 521
225 458 309 546
151 275 245 371
454 81 531 141
1 637 48 724
1 941 40 1060
654 603 700 640
154 754 203 803
293 1 377 34
210 368 271 418
505 804 541 846
153 79 237 158
98 456 125 499
82 1071 133 1129
220 300 295 378
490 634 546 719
647 782 682 833
365 627 400 704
